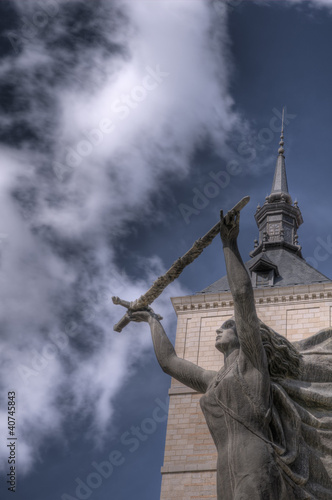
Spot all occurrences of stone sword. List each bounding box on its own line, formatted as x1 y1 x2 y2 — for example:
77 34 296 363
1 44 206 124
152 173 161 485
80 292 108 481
112 196 250 332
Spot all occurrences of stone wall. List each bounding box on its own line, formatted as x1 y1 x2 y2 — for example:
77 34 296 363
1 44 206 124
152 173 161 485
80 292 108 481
160 282 332 499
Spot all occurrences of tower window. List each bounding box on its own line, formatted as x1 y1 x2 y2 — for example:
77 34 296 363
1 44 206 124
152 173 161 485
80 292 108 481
269 223 280 236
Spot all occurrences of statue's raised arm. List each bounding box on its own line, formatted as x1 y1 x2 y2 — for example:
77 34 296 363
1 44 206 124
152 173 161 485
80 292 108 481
219 209 268 373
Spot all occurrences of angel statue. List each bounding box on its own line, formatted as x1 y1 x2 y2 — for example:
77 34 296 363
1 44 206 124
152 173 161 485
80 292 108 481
116 204 332 500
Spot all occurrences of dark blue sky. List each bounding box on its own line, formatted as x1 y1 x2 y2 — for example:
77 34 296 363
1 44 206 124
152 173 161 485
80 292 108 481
120 1 332 291
1 2 332 500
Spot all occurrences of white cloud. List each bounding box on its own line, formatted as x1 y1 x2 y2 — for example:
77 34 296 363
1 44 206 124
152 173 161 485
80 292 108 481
0 0 240 472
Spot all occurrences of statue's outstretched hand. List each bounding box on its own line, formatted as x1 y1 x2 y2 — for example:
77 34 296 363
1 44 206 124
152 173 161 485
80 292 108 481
220 209 240 244
126 307 163 324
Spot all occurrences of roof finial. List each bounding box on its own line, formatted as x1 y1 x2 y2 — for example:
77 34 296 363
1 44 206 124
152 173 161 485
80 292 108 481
269 105 291 203
278 106 285 156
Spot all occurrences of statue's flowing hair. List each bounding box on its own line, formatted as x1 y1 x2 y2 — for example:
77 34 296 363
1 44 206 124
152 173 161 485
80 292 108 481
258 319 302 380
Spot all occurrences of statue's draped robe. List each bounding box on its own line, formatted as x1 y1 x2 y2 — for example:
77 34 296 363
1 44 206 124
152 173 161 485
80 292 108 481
200 329 332 499
270 329 332 499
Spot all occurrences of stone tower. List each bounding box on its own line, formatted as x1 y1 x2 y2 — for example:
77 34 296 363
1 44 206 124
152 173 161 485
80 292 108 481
251 118 303 262
159 125 332 499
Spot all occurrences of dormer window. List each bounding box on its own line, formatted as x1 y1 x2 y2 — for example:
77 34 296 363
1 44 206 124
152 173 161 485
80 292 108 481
255 270 274 286
249 255 279 288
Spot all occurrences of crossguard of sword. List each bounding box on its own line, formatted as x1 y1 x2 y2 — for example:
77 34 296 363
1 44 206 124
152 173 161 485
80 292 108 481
112 297 163 332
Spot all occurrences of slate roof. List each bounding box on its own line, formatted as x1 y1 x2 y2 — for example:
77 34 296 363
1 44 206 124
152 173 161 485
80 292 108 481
198 248 331 294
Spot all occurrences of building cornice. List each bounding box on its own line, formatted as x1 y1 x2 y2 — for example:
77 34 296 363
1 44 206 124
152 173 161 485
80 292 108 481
171 282 332 315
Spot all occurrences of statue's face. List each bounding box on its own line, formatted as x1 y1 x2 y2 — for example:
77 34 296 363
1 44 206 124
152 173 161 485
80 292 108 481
215 319 239 353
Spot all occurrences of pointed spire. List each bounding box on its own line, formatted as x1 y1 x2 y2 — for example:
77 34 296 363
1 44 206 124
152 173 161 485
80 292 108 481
269 107 291 204
251 109 303 259
278 107 285 156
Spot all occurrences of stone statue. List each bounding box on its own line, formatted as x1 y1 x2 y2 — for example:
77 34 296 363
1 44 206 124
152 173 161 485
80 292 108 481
125 208 332 499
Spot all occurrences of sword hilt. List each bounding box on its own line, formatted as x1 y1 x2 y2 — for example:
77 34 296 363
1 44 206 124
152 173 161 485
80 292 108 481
112 297 162 332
